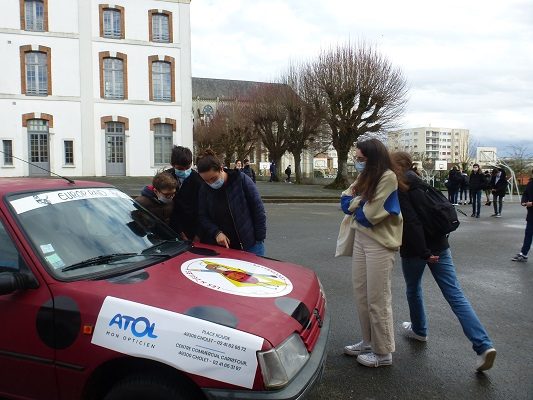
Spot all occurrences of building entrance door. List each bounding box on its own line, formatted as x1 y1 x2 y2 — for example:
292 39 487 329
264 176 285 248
105 122 126 176
27 119 50 177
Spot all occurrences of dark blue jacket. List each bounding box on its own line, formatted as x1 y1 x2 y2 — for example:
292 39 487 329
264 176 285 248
522 178 533 223
198 169 266 250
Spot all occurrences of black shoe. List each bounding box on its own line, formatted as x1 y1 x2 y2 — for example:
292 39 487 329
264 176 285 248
476 214 480 218
470 213 476 217
485 201 492 206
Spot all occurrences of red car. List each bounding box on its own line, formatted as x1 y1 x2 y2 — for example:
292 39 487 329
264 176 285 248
0 178 329 400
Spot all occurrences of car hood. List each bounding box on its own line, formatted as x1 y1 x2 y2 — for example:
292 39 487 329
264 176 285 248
55 244 322 348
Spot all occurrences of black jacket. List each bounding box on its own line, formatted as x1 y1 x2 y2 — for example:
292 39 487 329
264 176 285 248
522 178 533 222
490 171 508 196
242 165 256 183
165 168 203 239
198 169 266 250
469 170 487 191
398 171 449 259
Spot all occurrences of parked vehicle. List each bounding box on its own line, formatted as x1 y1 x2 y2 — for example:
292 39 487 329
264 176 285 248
0 178 329 400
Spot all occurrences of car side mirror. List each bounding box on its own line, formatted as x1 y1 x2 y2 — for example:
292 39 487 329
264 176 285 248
0 272 38 295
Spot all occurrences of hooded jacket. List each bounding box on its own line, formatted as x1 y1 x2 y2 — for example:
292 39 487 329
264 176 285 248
198 169 266 251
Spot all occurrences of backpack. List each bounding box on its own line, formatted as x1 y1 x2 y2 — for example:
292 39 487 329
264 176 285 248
410 183 460 236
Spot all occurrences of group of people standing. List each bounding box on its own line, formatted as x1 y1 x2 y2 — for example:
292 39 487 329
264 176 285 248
447 166 508 218
339 139 497 371
137 146 266 256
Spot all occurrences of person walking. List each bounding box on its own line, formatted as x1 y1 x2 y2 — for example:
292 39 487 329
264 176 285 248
269 161 278 182
242 158 256 183
197 149 266 256
489 167 507 217
459 170 469 205
469 163 486 218
341 138 403 368
165 146 203 241
511 169 533 262
392 151 496 372
447 167 462 205
285 165 292 183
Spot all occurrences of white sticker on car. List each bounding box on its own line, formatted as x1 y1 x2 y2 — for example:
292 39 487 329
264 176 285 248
40 244 55 254
10 188 130 214
92 296 264 389
181 257 293 298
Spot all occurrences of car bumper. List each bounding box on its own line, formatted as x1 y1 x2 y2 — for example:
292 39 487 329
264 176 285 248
202 312 330 400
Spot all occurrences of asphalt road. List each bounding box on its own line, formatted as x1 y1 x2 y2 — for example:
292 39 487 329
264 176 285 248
263 201 533 400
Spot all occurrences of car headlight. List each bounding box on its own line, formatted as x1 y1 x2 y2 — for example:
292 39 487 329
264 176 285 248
257 333 310 389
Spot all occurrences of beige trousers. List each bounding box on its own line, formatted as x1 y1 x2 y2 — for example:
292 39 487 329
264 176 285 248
351 229 396 354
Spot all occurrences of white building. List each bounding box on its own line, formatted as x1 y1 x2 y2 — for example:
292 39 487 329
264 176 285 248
0 0 192 177
388 126 470 165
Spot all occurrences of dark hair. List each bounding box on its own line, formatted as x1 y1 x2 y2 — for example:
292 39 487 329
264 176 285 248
244 158 250 163
171 146 192 167
152 172 177 191
473 163 479 167
354 139 402 201
197 149 223 173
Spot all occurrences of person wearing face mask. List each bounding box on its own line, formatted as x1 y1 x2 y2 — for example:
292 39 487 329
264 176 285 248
165 146 203 241
469 163 486 218
340 138 404 368
136 172 177 225
197 149 266 256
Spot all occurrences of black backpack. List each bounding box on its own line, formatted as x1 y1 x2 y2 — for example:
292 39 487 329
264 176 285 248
410 183 460 236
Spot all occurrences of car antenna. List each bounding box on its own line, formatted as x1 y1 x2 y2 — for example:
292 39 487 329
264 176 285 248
0 149 75 184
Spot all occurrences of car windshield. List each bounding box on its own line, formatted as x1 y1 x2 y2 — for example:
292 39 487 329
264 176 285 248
7 187 184 280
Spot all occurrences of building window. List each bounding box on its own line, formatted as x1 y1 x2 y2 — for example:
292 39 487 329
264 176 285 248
25 51 48 96
149 10 172 43
152 61 171 101
21 0 48 31
103 58 124 99
64 140 74 165
99 5 125 39
154 124 173 165
3 140 13 166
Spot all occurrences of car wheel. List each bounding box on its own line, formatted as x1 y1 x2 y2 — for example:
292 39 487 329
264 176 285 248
103 374 192 400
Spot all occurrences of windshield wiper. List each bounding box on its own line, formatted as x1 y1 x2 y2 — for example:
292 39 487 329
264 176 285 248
62 253 138 272
141 239 191 256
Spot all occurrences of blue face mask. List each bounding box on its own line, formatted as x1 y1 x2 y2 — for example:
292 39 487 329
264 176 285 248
175 168 192 180
355 161 366 173
208 176 225 190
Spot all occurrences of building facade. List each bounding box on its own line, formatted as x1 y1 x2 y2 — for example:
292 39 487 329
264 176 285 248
388 126 470 166
192 77 315 177
0 0 192 177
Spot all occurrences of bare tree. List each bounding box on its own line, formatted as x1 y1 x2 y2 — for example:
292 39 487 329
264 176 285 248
504 144 532 178
307 42 408 188
279 64 325 183
248 84 291 180
456 134 475 171
193 102 255 167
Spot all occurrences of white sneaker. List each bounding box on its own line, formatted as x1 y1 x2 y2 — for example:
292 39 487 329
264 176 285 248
477 348 496 371
401 322 427 342
357 352 392 367
343 340 372 356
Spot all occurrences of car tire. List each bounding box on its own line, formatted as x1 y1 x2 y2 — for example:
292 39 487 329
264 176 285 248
103 374 191 400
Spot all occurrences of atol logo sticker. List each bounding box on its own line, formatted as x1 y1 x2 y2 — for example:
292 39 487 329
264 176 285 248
109 314 158 338
181 258 293 298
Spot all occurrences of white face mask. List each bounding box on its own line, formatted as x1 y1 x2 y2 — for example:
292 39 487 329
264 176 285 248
157 196 173 204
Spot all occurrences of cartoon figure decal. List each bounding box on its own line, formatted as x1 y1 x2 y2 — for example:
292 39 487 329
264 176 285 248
181 258 293 298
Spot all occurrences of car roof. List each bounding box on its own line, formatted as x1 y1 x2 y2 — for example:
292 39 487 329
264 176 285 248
0 178 114 197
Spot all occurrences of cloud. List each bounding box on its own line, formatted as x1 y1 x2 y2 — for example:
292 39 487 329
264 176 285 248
190 0 533 153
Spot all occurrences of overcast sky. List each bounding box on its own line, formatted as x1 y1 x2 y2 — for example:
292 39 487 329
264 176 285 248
190 0 533 156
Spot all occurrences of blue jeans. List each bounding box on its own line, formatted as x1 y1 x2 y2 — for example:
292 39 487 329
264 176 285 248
472 190 482 216
246 241 265 256
493 194 504 214
521 220 533 256
401 248 493 355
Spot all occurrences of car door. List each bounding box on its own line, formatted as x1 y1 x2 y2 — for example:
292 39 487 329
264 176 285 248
0 216 58 399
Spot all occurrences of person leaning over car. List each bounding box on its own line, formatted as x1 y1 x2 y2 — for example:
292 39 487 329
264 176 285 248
166 146 203 241
136 172 177 225
196 149 266 256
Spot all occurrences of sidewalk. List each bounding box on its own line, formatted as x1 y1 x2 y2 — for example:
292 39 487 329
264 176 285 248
71 176 341 203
